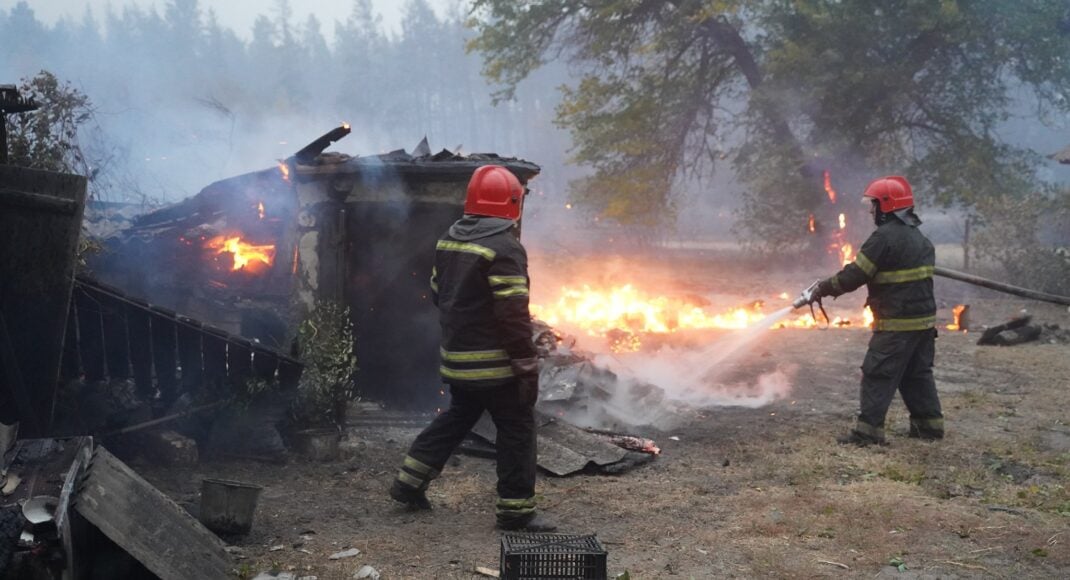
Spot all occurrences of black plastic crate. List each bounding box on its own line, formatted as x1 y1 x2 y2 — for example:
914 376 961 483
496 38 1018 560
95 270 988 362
500 533 608 580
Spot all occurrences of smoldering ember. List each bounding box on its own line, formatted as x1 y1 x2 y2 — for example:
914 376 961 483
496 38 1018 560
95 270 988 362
3 2 1070 579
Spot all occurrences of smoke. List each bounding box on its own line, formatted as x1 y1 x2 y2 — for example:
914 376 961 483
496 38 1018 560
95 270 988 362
550 308 798 431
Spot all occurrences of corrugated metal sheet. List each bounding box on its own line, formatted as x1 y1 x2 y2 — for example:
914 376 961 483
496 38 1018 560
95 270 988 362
472 412 628 476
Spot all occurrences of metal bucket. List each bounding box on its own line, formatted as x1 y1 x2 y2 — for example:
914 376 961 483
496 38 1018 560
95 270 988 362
292 428 341 461
199 478 262 536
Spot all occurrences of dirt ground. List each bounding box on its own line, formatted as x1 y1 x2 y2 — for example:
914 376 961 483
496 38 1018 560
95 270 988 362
137 250 1070 579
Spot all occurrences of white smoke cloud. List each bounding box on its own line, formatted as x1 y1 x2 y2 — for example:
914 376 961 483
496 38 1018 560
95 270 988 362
544 307 798 431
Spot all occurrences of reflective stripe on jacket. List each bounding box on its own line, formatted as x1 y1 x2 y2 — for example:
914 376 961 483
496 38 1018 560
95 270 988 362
826 220 936 331
432 216 536 386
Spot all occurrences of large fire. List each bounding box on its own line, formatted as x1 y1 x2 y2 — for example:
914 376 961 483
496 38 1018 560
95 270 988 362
531 284 872 352
205 235 276 273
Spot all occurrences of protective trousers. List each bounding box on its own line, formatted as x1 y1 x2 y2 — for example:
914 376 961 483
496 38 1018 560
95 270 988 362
853 328 944 443
397 380 537 524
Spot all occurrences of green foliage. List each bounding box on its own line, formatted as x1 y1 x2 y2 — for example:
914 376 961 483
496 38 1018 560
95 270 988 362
469 0 1070 244
6 71 93 174
972 190 1070 294
291 300 359 429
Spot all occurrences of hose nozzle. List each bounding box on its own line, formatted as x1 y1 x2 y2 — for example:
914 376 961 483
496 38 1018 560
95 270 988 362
793 280 822 309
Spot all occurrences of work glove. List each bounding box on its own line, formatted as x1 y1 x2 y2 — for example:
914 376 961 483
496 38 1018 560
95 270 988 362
511 357 540 406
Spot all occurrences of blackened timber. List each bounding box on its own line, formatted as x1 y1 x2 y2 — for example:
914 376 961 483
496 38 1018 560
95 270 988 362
126 304 155 399
0 166 87 435
176 316 204 394
251 346 279 381
227 339 253 387
98 290 132 380
74 287 108 382
293 124 351 164
201 328 228 394
73 275 302 368
0 187 80 214
278 358 301 390
150 307 178 404
60 303 81 383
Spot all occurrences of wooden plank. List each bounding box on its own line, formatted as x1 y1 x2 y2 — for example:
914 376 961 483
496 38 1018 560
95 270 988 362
74 446 232 580
251 346 279 381
277 359 302 390
150 311 178 405
176 316 204 395
201 328 229 394
97 290 131 380
74 286 108 383
227 339 252 388
126 304 155 399
0 166 87 436
59 300 81 383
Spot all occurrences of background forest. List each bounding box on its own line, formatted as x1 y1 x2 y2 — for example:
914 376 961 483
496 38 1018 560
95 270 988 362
3 0 1070 290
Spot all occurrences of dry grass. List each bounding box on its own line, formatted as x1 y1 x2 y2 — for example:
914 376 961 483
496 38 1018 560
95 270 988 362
134 294 1070 579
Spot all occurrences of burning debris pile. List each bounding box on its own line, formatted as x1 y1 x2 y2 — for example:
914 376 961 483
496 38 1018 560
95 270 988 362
976 315 1070 347
88 166 295 347
530 317 792 432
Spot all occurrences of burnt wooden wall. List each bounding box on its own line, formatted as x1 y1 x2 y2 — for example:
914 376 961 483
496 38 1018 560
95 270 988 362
0 166 87 436
65 276 302 410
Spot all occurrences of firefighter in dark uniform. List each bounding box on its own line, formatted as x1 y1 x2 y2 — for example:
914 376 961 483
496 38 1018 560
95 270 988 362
805 176 944 446
389 165 556 531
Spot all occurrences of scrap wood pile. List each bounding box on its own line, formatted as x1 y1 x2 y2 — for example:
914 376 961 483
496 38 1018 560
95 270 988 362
976 316 1070 347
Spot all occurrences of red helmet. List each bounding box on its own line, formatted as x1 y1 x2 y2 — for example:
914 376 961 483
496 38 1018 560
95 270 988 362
863 176 914 213
464 165 525 220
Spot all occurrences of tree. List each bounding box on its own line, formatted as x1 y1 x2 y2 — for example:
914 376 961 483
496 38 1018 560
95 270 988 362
5 71 93 175
468 1 1070 244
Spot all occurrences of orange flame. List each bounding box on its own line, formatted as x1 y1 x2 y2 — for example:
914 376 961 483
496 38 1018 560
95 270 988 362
808 213 816 233
838 213 846 230
278 161 291 182
531 284 871 351
946 304 967 331
840 243 854 267
824 170 837 204
205 235 276 273
257 202 265 220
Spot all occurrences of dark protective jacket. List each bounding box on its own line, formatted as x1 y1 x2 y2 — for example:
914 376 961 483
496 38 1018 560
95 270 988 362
820 217 936 331
431 215 536 387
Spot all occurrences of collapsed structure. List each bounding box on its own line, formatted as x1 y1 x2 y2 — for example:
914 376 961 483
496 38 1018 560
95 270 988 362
90 130 540 408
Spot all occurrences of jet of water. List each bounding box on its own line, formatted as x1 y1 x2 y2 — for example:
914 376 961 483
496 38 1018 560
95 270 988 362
684 306 795 384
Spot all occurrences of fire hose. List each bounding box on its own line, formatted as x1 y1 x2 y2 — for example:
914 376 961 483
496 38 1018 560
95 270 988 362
933 266 1070 307
791 266 1070 323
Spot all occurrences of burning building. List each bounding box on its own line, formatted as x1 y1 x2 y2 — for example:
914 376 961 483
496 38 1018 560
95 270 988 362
91 130 540 408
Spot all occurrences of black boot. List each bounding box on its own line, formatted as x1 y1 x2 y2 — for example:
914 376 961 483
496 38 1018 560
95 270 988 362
908 422 944 441
496 513 558 532
389 481 432 510
836 430 887 447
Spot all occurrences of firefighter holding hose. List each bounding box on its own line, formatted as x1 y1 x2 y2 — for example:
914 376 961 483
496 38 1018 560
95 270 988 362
795 176 944 446
389 165 556 531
